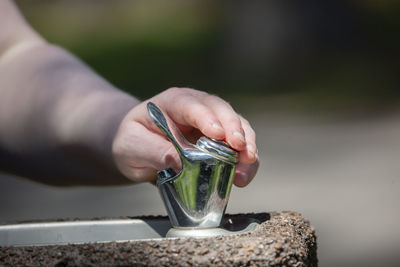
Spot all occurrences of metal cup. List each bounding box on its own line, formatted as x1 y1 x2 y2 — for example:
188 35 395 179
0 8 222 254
147 102 238 228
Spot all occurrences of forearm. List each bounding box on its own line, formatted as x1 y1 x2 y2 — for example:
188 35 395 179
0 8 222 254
0 42 139 185
0 1 140 185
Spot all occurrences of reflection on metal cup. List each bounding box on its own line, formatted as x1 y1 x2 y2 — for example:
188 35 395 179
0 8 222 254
147 102 237 228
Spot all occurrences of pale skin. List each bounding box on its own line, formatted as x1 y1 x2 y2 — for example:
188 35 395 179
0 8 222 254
0 0 259 187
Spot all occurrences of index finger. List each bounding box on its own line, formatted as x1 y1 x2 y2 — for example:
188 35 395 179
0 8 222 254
160 89 226 140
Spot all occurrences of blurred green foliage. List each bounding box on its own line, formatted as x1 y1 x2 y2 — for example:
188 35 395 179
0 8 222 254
17 1 222 99
16 0 400 112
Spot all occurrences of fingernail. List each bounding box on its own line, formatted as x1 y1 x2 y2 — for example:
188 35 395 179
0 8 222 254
212 122 224 131
233 131 246 142
247 144 256 154
247 145 257 161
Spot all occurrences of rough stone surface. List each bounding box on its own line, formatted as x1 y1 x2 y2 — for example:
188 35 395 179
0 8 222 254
0 211 317 266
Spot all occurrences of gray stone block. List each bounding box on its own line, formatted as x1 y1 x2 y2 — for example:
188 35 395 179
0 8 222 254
0 211 317 266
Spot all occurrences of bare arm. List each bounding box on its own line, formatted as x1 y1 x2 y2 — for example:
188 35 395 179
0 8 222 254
0 0 139 185
0 1 259 186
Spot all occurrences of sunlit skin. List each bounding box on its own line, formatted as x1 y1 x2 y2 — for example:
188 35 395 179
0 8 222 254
0 0 259 186
113 87 259 187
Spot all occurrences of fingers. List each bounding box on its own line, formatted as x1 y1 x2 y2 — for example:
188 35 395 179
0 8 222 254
144 87 259 186
205 96 247 151
159 87 258 159
233 160 259 187
159 88 250 151
112 121 181 183
163 92 225 141
238 116 258 164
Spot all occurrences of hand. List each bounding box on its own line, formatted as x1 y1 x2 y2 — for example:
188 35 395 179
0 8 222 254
112 87 259 187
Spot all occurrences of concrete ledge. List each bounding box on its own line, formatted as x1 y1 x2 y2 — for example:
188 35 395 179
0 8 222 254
0 211 317 266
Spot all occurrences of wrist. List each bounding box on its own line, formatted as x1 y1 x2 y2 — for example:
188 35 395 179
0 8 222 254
71 90 140 170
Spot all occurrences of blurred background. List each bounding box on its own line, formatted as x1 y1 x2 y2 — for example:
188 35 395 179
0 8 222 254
1 0 400 266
